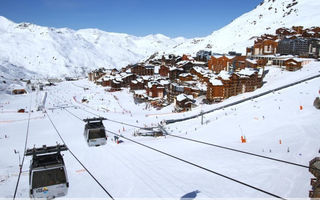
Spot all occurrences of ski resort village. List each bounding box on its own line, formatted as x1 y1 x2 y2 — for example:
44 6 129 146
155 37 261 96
1 0 320 199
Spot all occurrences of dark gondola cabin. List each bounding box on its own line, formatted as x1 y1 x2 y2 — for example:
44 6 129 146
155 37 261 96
26 144 69 199
83 118 107 146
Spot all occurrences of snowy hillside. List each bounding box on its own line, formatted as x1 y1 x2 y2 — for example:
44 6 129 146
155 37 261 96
1 0 320 79
0 16 186 78
1 63 319 198
167 0 320 55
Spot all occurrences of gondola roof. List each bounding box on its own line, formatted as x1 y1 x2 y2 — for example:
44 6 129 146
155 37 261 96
85 121 105 129
31 153 65 169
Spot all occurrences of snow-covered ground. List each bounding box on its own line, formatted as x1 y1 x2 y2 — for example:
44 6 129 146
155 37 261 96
0 63 320 199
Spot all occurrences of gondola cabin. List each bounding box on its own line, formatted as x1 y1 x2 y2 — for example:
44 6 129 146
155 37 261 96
26 144 69 199
83 117 107 146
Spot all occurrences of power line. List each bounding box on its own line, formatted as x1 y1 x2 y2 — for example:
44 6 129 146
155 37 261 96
46 111 115 200
106 129 286 199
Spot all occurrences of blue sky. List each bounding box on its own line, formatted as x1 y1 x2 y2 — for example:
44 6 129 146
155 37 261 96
0 0 262 38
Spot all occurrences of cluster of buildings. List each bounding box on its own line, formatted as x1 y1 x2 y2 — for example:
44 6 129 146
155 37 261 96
88 26 319 112
246 26 319 71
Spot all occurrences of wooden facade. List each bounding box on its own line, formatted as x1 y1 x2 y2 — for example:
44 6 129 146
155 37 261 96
146 81 165 98
12 89 27 95
207 69 263 102
159 65 169 77
175 94 194 112
252 40 278 55
131 65 154 76
169 67 183 81
88 69 106 82
284 59 302 71
130 79 145 90
208 55 235 73
179 73 194 82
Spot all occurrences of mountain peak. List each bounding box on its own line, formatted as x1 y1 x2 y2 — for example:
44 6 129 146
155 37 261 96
0 16 14 30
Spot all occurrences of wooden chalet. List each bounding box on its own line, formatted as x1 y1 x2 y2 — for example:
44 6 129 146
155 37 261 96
251 39 278 56
174 94 195 112
206 68 264 102
146 81 165 98
283 58 312 71
167 83 184 103
169 67 183 81
101 76 112 87
12 88 27 95
159 65 169 77
190 66 215 83
179 73 194 82
88 68 106 82
181 54 193 61
284 59 302 71
208 55 235 73
131 64 154 76
309 157 320 198
130 78 145 90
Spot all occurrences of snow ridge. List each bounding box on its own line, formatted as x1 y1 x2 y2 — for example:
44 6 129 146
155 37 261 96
0 0 320 78
0 18 187 78
166 0 320 56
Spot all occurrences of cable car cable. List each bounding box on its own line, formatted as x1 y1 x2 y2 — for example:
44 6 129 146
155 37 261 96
105 129 286 199
64 108 83 121
164 132 319 172
13 94 32 200
70 102 319 172
75 106 152 129
46 112 115 200
76 106 318 172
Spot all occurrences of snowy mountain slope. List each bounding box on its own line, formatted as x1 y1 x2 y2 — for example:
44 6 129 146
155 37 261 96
1 0 320 79
0 16 187 78
1 64 319 198
167 0 320 55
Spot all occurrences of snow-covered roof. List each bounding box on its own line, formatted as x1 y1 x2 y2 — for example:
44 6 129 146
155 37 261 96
147 81 163 89
159 80 170 85
246 59 257 64
237 68 257 77
209 78 223 86
9 84 25 90
176 60 190 65
179 73 192 77
176 94 193 102
134 90 146 95
218 70 231 80
169 66 183 71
